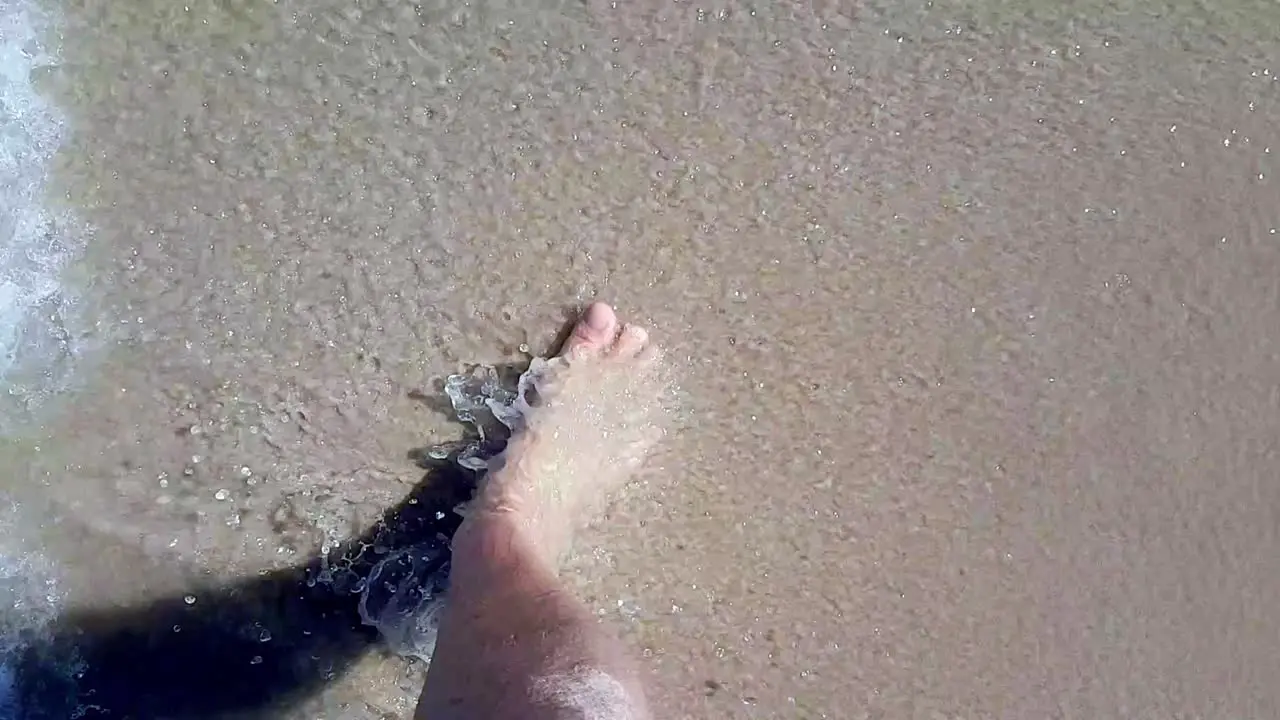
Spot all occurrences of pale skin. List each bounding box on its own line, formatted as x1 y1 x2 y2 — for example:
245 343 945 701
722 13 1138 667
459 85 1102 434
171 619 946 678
415 302 661 720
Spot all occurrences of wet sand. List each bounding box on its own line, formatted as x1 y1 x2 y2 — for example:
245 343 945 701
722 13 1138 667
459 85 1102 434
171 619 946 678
8 0 1280 717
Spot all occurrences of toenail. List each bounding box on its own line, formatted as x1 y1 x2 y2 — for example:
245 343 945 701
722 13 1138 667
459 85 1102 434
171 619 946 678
585 303 611 330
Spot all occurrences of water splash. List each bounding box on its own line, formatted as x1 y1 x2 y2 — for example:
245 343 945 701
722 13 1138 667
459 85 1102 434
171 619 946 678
360 361 545 661
357 539 450 662
421 359 553 472
359 351 673 662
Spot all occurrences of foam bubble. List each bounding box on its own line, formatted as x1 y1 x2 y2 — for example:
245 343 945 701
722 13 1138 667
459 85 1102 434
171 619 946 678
0 0 90 431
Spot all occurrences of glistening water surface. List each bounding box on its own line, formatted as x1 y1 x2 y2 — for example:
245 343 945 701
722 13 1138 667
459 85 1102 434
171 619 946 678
4 0 1280 717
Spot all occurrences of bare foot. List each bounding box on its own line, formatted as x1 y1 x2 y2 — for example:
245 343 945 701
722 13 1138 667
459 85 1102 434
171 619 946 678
465 302 670 564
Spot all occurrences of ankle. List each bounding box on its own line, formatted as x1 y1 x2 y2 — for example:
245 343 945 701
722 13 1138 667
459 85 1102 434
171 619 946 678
452 509 559 580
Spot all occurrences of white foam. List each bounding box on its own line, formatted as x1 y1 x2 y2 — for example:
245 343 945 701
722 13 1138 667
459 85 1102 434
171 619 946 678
532 667 642 720
0 0 85 425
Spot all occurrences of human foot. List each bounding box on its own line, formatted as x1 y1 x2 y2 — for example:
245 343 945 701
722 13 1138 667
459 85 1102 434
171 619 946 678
464 302 670 564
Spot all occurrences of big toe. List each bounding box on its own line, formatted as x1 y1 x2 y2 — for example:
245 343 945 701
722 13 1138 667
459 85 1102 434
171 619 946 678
561 301 619 358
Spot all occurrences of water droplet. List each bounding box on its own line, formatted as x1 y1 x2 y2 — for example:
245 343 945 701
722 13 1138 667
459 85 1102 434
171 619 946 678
458 455 488 471
184 595 197 605
214 489 229 501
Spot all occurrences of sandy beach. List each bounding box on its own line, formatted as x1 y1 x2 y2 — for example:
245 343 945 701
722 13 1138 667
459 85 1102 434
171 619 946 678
3 0 1279 717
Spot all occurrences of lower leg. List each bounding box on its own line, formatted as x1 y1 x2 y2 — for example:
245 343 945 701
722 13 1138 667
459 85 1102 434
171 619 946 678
414 511 648 719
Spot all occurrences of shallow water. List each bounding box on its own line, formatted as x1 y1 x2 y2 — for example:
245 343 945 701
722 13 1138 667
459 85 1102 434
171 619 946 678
3 0 1280 717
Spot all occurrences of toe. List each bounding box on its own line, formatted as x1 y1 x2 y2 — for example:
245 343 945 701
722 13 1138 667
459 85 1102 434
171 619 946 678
610 323 649 358
561 301 619 358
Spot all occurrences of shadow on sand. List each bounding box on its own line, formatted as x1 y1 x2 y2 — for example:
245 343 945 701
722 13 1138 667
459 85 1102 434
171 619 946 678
13 443 478 719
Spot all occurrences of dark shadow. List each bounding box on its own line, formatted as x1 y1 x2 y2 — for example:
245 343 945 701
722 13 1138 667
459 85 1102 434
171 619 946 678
11 359 540 719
